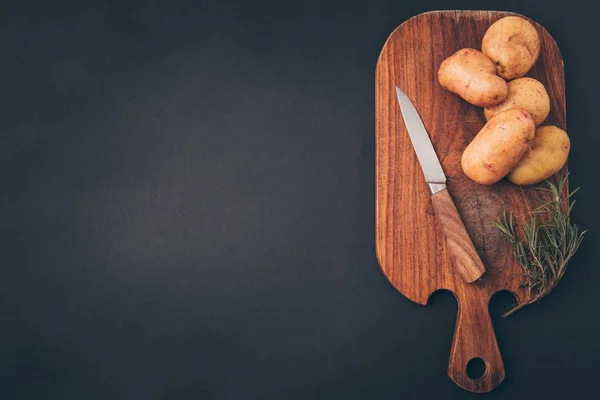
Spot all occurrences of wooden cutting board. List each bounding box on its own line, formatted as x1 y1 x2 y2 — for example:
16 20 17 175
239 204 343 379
375 10 566 393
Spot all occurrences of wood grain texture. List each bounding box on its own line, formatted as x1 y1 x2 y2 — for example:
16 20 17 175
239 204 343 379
375 10 566 393
431 188 485 283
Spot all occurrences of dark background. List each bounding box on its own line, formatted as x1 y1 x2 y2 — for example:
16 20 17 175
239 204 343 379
1 0 599 399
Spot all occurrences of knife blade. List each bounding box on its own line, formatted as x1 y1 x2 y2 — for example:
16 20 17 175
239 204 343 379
395 86 447 194
395 86 485 283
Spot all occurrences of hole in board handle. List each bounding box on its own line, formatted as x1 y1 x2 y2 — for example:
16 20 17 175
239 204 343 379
466 357 486 380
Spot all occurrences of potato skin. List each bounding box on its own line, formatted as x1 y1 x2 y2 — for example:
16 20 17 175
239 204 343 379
482 16 541 80
438 48 508 107
461 109 535 185
484 78 550 126
507 126 570 185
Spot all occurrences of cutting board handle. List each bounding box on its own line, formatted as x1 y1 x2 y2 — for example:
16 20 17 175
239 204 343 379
448 290 504 393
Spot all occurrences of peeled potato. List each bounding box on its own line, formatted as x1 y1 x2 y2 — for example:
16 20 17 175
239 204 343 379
484 77 550 126
462 108 535 185
507 125 570 185
482 16 541 80
438 48 508 107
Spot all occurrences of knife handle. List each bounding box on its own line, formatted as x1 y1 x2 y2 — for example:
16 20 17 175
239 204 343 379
431 188 485 283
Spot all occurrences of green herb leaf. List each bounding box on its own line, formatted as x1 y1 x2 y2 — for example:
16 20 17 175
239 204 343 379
495 173 586 318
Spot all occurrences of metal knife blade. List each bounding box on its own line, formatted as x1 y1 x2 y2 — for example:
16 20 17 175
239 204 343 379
395 86 446 194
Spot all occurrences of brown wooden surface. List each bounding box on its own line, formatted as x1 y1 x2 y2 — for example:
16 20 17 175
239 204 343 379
431 188 486 283
375 10 566 393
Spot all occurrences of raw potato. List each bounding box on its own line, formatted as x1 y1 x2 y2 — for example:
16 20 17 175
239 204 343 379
507 125 570 185
484 77 550 126
438 48 508 107
482 16 541 80
461 108 535 185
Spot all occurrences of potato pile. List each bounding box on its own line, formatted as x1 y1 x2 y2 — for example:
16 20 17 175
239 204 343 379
437 16 570 186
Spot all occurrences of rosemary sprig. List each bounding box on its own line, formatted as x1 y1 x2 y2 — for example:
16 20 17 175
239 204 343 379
494 173 586 318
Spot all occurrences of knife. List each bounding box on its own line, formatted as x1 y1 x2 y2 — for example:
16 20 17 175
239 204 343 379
395 86 485 283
